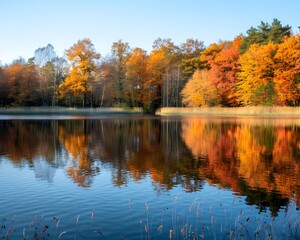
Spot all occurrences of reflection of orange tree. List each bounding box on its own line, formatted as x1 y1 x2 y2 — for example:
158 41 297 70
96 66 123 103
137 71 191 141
125 119 204 192
181 117 300 213
272 127 300 206
181 118 240 193
235 125 300 204
58 119 218 191
58 121 100 188
125 120 166 184
90 119 176 189
90 119 141 187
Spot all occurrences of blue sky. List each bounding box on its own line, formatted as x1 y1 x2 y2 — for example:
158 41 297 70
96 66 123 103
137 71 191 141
0 0 299 64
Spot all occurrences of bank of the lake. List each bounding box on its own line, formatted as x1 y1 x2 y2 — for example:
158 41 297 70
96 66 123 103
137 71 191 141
0 107 143 115
0 106 299 118
157 106 300 117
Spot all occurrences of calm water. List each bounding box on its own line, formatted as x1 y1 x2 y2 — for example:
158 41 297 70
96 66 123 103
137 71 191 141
0 115 299 239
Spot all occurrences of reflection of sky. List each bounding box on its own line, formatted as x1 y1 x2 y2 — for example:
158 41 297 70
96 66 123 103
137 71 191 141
0 156 117 189
33 157 56 182
0 156 299 239
0 157 36 187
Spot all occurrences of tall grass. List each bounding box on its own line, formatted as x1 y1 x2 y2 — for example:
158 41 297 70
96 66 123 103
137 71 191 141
0 200 299 240
157 107 300 117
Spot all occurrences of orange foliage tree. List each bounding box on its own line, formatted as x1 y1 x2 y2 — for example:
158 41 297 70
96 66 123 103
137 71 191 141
273 34 300 106
144 44 166 111
4 59 40 106
126 47 148 107
207 37 243 106
59 39 100 107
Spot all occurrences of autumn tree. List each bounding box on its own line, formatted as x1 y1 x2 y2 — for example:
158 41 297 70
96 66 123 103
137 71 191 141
207 37 243 106
181 70 218 107
180 38 205 80
5 59 24 105
111 40 131 106
144 43 166 111
273 35 300 106
126 47 148 107
4 59 40 106
157 39 181 107
237 42 278 106
22 58 40 105
59 39 100 107
93 58 117 107
146 38 183 110
0 66 8 106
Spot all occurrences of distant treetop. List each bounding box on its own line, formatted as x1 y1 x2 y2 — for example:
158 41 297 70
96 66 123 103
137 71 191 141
239 19 291 53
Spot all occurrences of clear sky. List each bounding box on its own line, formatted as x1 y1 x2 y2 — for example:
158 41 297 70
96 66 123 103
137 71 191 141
0 0 299 64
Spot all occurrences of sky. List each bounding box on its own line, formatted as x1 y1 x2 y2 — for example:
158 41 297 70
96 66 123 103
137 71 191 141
0 0 299 65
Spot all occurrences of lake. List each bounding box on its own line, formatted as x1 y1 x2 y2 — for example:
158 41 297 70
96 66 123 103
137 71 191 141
0 115 299 239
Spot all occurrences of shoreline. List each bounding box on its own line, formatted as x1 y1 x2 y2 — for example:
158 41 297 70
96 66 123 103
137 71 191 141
156 107 300 117
0 107 143 115
0 106 299 118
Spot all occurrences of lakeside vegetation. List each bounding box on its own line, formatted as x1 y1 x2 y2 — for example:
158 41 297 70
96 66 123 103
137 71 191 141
1 201 299 239
0 19 299 113
157 106 300 117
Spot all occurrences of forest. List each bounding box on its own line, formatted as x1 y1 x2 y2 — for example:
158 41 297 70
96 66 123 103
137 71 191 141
0 19 299 112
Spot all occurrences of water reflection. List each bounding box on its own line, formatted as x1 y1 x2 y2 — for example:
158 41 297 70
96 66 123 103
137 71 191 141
181 117 300 215
0 117 299 216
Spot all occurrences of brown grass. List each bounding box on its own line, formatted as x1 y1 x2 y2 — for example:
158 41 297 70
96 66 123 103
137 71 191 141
157 107 300 117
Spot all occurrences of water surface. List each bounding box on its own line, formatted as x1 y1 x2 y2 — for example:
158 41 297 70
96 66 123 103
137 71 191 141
0 115 299 239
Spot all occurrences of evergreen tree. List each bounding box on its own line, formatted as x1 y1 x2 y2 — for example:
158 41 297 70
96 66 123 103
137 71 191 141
240 19 291 53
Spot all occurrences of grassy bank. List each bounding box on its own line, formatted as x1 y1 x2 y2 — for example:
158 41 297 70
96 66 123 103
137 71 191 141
156 107 300 117
0 106 299 117
0 107 143 115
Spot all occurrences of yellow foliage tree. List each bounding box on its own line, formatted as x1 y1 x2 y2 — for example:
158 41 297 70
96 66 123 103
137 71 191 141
181 70 218 107
59 39 100 107
237 42 277 105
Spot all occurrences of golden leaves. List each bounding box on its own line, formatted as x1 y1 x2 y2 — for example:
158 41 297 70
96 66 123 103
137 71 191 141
181 70 218 107
237 42 278 105
59 39 100 104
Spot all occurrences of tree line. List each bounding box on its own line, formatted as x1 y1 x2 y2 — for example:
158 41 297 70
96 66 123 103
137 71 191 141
0 19 299 112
